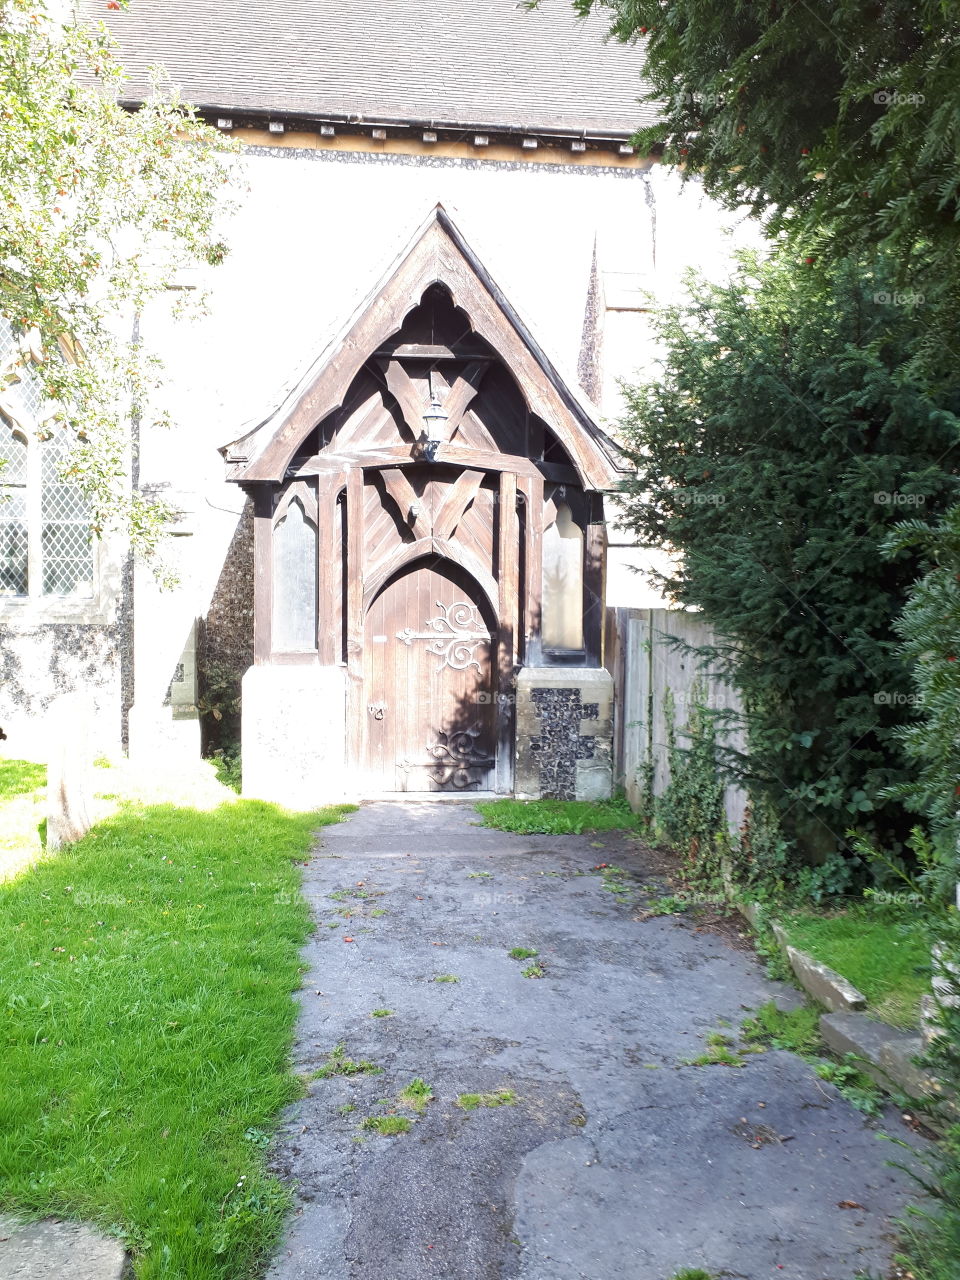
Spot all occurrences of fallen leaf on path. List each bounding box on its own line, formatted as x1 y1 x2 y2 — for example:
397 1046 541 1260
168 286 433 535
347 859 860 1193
343 937 354 943
838 1200 866 1210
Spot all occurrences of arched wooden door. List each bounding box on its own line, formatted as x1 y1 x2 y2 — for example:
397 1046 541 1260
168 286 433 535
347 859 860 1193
363 559 497 792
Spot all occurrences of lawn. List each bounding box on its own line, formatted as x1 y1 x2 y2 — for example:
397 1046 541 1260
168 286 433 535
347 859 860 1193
0 758 48 881
475 794 643 835
782 904 930 1030
0 788 354 1278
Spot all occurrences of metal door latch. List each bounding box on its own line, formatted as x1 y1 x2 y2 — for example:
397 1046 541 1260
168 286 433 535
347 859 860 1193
367 701 387 720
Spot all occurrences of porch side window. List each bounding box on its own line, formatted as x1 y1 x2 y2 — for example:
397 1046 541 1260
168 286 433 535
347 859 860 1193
272 495 318 651
542 502 584 650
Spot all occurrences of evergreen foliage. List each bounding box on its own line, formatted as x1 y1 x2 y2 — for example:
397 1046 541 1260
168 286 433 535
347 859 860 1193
881 507 960 892
616 249 960 869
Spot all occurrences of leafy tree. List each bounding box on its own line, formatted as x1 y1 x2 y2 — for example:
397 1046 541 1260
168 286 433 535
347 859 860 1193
0 0 234 553
880 507 960 888
574 0 960 368
616 248 960 868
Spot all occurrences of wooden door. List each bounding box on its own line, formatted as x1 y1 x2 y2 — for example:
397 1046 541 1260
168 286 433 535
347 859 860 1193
363 560 496 792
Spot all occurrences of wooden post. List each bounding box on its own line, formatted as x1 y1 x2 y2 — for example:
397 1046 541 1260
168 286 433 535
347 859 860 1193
252 485 273 663
520 473 543 666
316 473 341 665
344 466 365 770
496 471 519 791
583 491 606 668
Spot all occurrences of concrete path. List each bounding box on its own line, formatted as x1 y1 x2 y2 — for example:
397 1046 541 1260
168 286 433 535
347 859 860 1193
267 802 923 1280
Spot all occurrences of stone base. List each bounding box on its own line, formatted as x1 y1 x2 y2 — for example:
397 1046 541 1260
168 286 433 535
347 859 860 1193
515 667 613 801
242 664 347 808
128 702 201 763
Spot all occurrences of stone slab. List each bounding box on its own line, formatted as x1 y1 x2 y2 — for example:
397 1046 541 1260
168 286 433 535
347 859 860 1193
786 944 867 1012
820 1012 933 1097
0 1216 129 1279
242 663 348 809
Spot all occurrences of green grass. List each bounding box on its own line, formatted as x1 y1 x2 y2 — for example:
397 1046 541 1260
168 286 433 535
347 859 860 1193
741 1001 822 1055
456 1089 517 1110
682 1031 746 1068
782 904 929 1029
0 757 45 801
311 1043 383 1078
522 962 545 979
360 1115 412 1136
475 794 641 835
0 796 352 1279
370 1008 393 1018
507 946 538 961
397 1077 433 1114
434 974 459 983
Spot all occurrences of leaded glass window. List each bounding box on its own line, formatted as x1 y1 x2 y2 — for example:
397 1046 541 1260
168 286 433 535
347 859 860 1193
0 429 27 595
542 502 584 650
0 320 93 599
273 496 318 651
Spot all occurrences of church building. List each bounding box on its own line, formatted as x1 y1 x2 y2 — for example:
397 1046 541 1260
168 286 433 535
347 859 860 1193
0 0 751 806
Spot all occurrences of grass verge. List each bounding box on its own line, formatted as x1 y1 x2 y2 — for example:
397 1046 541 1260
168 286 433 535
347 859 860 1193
0 796 353 1279
475 795 641 835
781 904 929 1029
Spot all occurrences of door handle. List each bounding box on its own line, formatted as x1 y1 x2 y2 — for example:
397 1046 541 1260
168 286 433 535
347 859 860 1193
367 701 387 720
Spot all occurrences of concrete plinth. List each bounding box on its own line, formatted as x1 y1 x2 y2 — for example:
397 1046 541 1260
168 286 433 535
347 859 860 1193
241 664 347 809
515 666 613 801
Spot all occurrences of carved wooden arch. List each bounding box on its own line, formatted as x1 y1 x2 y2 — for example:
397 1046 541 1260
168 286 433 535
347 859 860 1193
362 538 499 618
223 206 626 491
274 478 318 525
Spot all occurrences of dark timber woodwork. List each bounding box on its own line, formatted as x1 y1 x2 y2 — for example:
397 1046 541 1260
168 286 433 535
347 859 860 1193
230 206 622 792
224 207 626 490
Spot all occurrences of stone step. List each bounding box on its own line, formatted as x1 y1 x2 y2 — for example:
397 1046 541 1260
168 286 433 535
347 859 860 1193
0 1217 130 1280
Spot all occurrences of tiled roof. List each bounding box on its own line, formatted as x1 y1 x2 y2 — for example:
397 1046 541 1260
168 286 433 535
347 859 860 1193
85 0 655 136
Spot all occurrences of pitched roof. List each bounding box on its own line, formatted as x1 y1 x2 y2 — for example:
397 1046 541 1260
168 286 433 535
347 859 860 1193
222 204 628 491
86 0 654 137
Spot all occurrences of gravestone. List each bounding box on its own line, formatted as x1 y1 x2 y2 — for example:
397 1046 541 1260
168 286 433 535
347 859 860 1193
46 692 94 850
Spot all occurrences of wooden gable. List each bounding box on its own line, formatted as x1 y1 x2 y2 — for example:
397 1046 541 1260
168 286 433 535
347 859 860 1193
221 205 626 491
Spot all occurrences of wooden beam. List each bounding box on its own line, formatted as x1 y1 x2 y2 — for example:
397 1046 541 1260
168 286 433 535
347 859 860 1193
519 473 543 666
372 343 495 362
583 493 606 668
441 361 489 437
252 486 273 663
432 468 485 541
379 468 431 540
496 470 519 793
316 473 342 664
344 466 366 773
379 360 425 437
294 445 578 485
